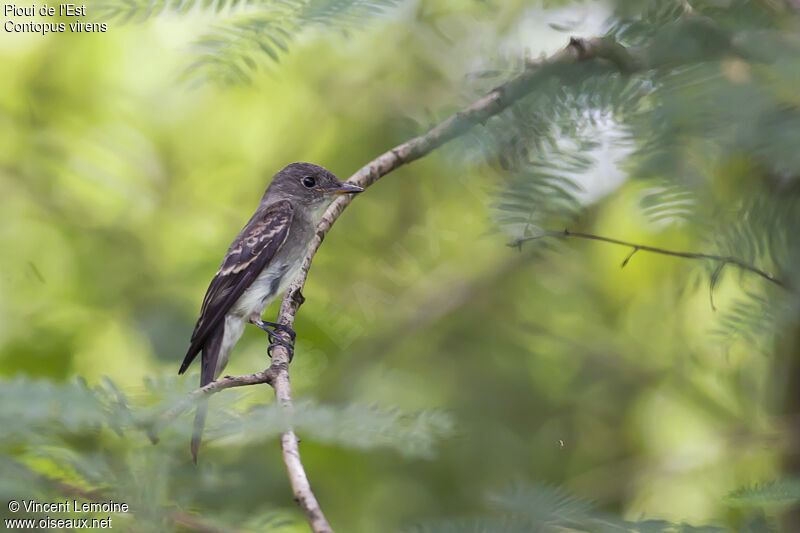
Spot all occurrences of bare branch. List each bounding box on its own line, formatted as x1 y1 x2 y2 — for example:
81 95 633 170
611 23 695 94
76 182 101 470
510 229 791 309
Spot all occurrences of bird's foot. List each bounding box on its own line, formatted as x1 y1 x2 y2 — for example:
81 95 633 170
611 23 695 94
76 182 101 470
250 318 295 362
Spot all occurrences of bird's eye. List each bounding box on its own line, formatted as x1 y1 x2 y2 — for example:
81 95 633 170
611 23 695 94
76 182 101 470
302 176 316 188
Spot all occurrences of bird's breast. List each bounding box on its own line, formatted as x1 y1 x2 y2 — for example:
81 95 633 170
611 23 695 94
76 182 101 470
230 222 311 318
231 262 286 318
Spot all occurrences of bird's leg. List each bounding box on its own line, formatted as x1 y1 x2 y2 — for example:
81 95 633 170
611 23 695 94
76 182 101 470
260 321 296 342
259 321 297 362
248 316 295 361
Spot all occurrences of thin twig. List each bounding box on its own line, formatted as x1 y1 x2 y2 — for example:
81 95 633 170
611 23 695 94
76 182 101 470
149 368 278 443
510 229 790 309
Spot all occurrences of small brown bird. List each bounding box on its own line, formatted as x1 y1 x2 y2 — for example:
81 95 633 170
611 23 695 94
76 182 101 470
179 162 363 463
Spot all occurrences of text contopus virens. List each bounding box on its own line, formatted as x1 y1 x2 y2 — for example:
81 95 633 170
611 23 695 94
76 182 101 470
179 162 363 463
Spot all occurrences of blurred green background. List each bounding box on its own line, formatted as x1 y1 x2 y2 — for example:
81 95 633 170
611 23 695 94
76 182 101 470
2 0 800 531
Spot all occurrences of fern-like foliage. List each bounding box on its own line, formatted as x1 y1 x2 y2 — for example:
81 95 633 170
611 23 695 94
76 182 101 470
475 0 800 344
638 181 698 226
459 63 650 241
97 0 402 83
726 479 800 508
489 483 596 529
210 401 454 458
712 290 799 351
607 0 690 48
411 482 749 533
0 376 453 529
96 0 264 23
0 377 107 445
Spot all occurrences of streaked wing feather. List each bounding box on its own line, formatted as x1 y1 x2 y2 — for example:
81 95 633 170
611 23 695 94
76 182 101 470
179 200 294 374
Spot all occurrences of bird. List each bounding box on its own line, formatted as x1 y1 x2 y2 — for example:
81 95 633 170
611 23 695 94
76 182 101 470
179 162 363 463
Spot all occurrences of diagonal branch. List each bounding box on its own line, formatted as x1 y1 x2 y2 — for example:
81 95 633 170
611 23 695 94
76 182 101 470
510 229 791 310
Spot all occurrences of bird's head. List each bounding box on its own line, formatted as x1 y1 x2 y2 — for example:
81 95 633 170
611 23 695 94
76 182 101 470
265 162 363 213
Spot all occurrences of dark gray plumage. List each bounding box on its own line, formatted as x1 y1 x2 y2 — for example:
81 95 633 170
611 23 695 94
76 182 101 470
179 162 363 463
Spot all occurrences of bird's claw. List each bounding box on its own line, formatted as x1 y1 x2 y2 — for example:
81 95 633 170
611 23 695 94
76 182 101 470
267 339 294 363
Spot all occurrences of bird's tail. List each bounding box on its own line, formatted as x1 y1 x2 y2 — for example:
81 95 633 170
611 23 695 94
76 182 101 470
191 399 208 465
191 324 224 465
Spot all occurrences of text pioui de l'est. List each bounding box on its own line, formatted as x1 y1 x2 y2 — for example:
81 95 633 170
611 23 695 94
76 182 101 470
4 4 108 34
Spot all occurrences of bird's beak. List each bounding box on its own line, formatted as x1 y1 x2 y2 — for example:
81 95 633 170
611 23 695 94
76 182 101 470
320 183 365 195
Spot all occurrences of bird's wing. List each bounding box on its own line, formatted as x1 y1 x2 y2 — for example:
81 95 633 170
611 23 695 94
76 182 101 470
179 200 294 374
